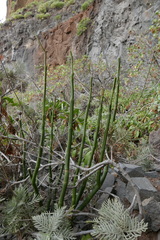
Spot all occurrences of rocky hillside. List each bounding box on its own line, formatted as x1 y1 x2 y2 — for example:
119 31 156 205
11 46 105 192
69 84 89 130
1 0 160 81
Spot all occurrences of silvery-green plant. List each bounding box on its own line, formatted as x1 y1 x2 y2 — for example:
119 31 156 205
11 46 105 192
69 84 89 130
91 198 148 240
1 185 41 238
32 206 75 240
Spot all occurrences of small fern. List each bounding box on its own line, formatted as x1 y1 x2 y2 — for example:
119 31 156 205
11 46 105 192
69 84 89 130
91 198 148 240
32 207 75 240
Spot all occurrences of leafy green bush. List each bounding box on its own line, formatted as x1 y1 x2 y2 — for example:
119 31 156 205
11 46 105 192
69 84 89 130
24 11 33 18
11 13 24 20
50 1 65 9
26 0 39 8
77 17 91 36
116 85 159 137
36 13 51 19
65 0 75 7
37 2 50 13
106 83 160 160
81 0 94 11
55 14 62 20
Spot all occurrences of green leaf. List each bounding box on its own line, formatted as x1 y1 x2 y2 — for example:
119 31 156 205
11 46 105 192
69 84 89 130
83 150 92 166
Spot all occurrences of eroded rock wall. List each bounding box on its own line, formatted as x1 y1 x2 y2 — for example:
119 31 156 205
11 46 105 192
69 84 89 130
88 0 160 64
1 0 98 79
1 0 160 81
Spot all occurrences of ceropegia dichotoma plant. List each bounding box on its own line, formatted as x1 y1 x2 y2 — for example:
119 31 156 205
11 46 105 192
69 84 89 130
91 198 148 240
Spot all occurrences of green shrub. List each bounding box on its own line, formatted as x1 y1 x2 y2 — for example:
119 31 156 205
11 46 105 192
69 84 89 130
36 13 51 19
50 1 65 9
65 0 75 7
11 14 24 20
55 14 62 20
10 7 26 20
77 17 90 36
26 0 39 8
14 8 24 14
81 0 94 11
24 11 33 18
37 2 50 13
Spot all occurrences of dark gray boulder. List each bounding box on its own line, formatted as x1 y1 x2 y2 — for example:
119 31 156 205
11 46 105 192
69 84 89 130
149 128 160 158
126 177 157 203
142 198 160 232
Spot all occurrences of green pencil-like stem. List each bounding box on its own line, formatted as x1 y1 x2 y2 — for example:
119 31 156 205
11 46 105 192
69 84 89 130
77 167 107 210
72 77 93 206
112 57 121 123
31 38 47 195
96 76 117 186
78 58 121 209
75 90 104 206
19 118 27 178
49 106 55 182
58 52 74 207
47 104 55 210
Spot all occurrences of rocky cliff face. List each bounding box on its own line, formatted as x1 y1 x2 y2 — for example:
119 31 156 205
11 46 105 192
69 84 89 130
88 0 160 63
1 0 160 81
